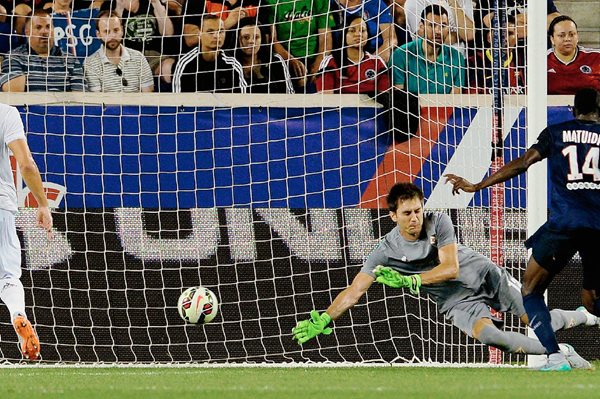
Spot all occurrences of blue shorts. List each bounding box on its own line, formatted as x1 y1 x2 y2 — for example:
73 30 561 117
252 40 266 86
525 222 600 290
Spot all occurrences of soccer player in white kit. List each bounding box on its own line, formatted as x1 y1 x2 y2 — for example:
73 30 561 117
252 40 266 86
0 103 52 360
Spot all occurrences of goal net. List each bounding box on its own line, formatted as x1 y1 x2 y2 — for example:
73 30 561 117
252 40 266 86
0 89 525 365
0 1 592 365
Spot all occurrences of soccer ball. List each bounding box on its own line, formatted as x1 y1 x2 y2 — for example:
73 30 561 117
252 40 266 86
177 286 219 324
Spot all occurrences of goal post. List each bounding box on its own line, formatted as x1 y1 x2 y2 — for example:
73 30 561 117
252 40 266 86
525 0 548 368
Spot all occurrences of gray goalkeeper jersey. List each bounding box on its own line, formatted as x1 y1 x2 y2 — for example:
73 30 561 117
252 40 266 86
361 212 497 313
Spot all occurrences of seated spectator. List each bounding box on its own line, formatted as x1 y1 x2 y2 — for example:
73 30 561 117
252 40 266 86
234 18 293 93
85 10 154 92
469 15 524 94
389 4 465 94
101 0 176 78
547 15 600 95
0 9 86 91
318 16 417 142
404 0 474 54
548 15 600 94
181 0 258 52
330 0 396 63
264 0 335 92
316 16 390 95
172 14 246 92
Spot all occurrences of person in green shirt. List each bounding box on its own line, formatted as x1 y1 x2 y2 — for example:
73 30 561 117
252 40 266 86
389 4 465 94
264 0 335 92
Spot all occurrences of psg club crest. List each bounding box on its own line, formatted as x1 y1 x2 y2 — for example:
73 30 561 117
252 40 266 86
430 235 437 245
580 65 592 74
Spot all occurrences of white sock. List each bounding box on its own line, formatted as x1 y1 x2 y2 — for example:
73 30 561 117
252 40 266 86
0 278 26 322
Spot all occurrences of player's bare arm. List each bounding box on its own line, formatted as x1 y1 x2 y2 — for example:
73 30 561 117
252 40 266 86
8 138 53 234
444 147 543 195
292 272 374 344
419 243 459 285
326 272 374 320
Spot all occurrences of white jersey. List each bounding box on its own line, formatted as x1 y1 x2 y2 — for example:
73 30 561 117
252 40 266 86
0 104 26 213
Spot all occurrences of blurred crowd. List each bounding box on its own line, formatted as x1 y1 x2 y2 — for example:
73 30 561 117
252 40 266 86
0 0 597 100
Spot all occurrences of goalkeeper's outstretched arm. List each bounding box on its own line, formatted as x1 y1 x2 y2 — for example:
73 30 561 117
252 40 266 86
326 272 374 320
292 272 374 344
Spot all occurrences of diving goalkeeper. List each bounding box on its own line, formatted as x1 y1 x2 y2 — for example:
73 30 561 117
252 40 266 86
292 182 598 369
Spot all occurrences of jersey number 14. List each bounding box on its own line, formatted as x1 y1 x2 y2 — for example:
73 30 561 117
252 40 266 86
562 146 600 181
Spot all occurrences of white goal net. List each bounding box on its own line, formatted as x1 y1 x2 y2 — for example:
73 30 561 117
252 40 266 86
0 1 593 365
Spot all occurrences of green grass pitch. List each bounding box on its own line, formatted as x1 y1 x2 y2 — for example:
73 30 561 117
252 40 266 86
0 363 598 399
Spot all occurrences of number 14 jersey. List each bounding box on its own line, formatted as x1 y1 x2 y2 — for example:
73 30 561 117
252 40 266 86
530 119 600 231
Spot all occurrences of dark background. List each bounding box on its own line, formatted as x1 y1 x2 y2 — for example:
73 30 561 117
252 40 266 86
0 208 595 364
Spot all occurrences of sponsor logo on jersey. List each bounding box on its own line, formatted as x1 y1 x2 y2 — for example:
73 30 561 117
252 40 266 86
283 10 311 22
580 65 592 74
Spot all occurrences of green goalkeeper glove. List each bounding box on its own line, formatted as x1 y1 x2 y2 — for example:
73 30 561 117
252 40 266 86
292 310 333 344
374 265 422 295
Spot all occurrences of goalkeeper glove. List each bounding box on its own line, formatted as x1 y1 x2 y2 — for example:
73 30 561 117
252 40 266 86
292 310 332 344
374 265 421 295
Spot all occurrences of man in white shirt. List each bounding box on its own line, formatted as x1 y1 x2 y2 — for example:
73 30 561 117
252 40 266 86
84 10 154 93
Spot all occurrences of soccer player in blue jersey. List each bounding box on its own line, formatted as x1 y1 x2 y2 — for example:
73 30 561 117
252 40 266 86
445 87 600 371
292 182 598 368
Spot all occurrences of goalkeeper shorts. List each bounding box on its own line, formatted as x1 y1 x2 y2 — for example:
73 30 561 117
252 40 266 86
444 268 524 337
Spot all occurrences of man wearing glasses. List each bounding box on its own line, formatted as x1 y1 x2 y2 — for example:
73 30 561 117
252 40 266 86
85 10 154 93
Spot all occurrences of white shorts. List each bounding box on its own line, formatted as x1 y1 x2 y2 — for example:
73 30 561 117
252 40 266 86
0 208 21 279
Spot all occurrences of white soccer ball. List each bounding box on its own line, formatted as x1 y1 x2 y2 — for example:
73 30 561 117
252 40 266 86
177 286 219 324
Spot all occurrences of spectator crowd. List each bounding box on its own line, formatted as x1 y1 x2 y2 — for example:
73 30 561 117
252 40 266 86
0 0 597 127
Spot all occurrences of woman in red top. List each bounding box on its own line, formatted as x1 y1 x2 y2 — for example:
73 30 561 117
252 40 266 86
317 15 417 143
547 15 600 94
316 16 390 95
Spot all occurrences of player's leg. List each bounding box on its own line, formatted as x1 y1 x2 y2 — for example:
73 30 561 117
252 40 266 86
447 300 548 354
0 209 40 360
471 318 548 354
521 224 575 362
492 266 590 331
485 266 590 369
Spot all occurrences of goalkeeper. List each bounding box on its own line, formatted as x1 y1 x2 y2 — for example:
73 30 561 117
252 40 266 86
292 183 598 369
